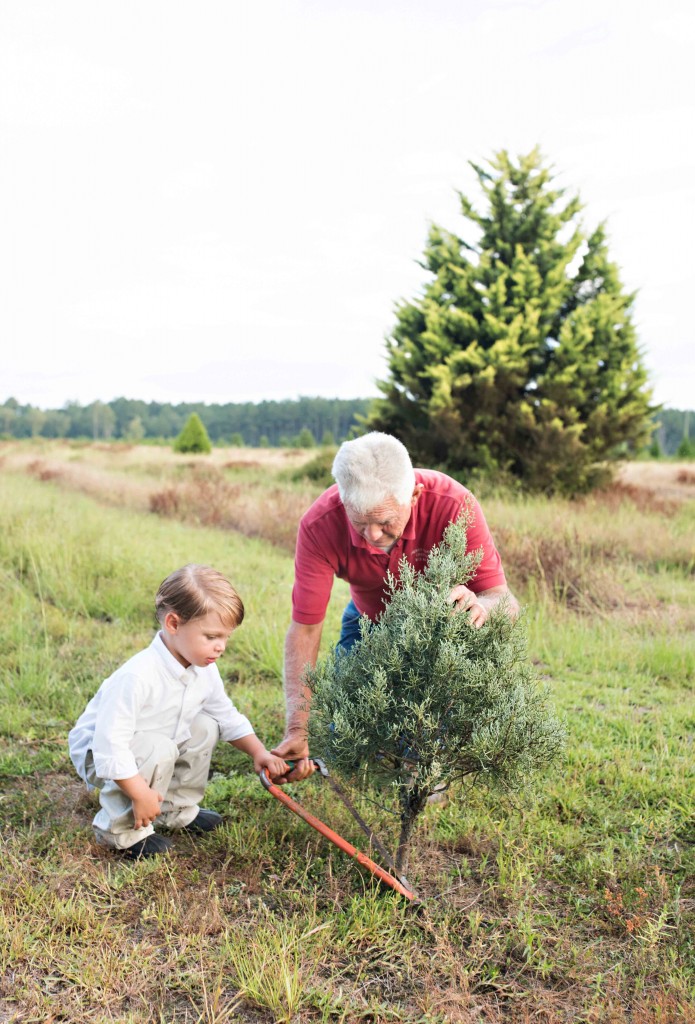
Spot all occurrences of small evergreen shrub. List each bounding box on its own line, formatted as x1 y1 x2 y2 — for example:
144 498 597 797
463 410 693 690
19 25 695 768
676 437 695 459
306 515 565 874
173 413 212 454
294 427 317 447
291 448 338 487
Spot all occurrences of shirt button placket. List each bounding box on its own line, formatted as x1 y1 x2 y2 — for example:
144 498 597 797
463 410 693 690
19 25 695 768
175 668 195 744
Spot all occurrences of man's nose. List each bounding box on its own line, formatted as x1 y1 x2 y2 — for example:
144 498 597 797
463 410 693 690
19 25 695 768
365 523 382 541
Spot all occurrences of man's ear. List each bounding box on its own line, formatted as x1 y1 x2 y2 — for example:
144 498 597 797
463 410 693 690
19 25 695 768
162 611 180 635
410 483 424 506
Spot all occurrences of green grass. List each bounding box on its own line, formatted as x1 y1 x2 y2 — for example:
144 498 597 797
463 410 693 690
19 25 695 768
0 451 693 1023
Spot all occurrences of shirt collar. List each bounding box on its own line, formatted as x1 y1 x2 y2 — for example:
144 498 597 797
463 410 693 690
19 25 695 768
152 632 200 682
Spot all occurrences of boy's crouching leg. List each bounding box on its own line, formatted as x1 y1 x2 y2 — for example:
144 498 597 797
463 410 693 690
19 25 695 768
90 733 178 851
158 713 221 831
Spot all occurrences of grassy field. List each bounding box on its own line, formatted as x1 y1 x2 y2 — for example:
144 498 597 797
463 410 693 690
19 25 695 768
0 440 693 1023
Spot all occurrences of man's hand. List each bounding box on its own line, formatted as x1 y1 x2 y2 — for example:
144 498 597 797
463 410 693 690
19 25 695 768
447 584 488 627
447 583 518 628
271 732 316 783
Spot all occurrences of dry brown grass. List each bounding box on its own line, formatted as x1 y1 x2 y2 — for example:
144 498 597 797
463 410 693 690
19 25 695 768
23 455 155 511
148 465 316 551
6 441 695 609
618 459 695 501
496 524 628 613
0 439 316 473
485 478 694 611
588 479 681 517
6 442 319 552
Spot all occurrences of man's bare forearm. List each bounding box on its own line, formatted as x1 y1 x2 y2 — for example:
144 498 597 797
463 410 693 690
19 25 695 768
477 585 520 620
283 619 324 736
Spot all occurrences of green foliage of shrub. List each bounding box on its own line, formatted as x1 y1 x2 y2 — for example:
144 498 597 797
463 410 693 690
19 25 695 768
306 516 565 871
173 412 212 454
676 436 695 459
291 447 338 488
294 427 316 447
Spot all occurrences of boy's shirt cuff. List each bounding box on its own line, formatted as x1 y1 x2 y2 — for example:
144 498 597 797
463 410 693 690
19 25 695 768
93 751 139 781
218 717 255 743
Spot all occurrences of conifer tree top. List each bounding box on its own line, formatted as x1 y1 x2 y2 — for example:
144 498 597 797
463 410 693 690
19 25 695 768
368 149 653 495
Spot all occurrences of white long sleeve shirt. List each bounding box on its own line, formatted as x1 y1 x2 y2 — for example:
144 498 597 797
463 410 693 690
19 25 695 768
69 632 254 782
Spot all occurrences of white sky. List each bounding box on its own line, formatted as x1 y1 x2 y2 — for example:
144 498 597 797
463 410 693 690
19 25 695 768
1 0 693 411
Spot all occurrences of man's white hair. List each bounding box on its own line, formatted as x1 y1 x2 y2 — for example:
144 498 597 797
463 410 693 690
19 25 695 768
332 432 415 512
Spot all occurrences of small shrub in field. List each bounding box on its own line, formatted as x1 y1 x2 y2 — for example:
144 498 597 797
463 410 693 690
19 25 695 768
173 413 212 454
306 516 565 874
293 427 316 447
291 448 337 488
676 437 695 459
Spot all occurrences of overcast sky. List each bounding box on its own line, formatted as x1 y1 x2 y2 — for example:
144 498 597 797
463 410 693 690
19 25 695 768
2 0 693 411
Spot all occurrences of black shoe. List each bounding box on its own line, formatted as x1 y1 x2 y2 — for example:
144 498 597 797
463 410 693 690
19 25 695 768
122 834 173 859
182 808 223 834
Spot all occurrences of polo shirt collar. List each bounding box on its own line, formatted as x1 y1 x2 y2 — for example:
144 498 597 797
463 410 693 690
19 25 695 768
152 632 201 681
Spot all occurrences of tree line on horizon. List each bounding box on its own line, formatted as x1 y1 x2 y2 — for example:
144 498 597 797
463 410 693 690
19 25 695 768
0 392 690 458
0 395 372 449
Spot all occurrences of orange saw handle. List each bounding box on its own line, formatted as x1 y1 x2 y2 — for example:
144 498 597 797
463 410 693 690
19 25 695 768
259 762 417 902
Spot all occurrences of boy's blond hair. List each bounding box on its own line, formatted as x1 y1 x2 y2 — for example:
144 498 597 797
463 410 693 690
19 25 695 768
155 564 244 631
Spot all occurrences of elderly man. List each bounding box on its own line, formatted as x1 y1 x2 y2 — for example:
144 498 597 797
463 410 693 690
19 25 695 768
272 432 519 780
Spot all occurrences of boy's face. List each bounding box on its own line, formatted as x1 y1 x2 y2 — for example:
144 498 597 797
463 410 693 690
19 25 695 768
161 610 234 669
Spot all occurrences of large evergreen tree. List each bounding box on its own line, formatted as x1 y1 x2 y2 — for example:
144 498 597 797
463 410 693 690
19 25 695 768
368 149 654 494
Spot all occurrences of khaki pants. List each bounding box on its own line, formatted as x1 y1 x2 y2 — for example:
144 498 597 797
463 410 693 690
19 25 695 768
85 713 219 850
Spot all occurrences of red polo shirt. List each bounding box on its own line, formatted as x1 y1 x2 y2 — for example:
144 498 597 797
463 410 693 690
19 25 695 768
291 469 506 625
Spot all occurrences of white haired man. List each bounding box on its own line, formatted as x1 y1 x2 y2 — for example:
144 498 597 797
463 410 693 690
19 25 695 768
272 432 519 781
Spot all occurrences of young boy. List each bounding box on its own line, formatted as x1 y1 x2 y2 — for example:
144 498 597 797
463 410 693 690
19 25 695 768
69 564 288 859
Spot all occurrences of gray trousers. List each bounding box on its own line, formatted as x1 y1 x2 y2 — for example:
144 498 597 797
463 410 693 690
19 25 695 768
85 712 219 850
